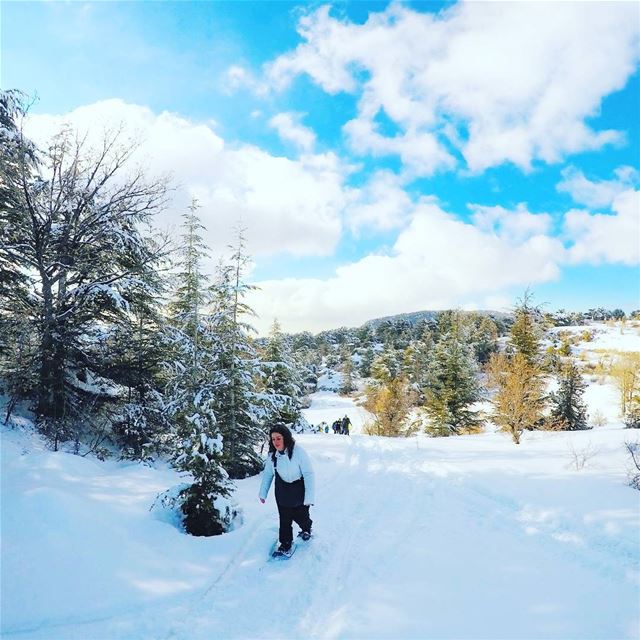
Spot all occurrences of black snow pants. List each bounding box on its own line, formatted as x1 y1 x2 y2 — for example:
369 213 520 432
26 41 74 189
274 471 312 546
277 504 312 547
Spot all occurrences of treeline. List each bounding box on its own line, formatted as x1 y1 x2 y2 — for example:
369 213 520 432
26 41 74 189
289 296 640 441
0 90 309 535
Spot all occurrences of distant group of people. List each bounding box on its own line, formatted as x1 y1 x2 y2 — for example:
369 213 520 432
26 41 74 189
316 415 351 435
333 415 351 435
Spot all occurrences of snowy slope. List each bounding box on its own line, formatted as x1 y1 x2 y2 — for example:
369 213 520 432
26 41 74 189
303 388 372 435
549 321 640 354
2 386 639 640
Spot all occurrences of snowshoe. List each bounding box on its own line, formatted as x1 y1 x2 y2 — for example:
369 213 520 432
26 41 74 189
297 530 312 541
271 543 296 560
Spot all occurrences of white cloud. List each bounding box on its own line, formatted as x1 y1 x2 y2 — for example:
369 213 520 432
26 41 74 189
223 64 268 96
249 187 639 333
557 165 640 208
343 117 456 178
24 100 352 266
469 203 553 244
346 170 414 233
268 112 316 152
564 189 640 265
24 100 636 336
265 2 639 174
249 200 564 333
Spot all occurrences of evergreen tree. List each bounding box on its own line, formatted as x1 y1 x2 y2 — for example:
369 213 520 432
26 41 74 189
424 318 483 436
168 200 211 346
549 360 589 430
371 348 402 382
402 326 433 403
0 90 35 306
108 278 171 460
259 319 305 428
209 232 265 479
470 315 499 365
363 344 416 436
359 347 375 378
340 346 355 394
0 110 170 445
0 91 42 422
165 202 232 535
510 290 543 366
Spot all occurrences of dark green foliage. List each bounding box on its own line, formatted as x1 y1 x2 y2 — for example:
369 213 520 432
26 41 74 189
510 290 543 366
165 204 234 533
359 347 375 377
469 315 499 364
549 361 589 430
180 483 229 537
424 317 483 436
625 406 640 429
208 235 265 480
259 320 305 426
371 348 402 382
0 91 170 451
340 346 355 394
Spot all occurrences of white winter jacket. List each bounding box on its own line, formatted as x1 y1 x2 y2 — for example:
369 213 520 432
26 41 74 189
259 444 315 505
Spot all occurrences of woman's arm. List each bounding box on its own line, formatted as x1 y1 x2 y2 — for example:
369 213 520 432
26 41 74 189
258 457 274 502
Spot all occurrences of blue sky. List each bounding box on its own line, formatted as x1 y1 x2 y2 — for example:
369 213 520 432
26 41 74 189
3 1 639 333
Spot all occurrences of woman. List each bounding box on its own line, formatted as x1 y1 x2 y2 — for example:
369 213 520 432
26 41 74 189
259 423 315 557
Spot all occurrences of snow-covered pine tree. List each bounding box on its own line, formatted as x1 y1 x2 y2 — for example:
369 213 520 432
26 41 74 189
402 326 433 404
469 315 499 365
510 290 544 367
290 331 320 394
0 104 170 447
0 91 43 422
549 360 589 430
208 231 265 479
359 346 375 378
0 90 35 305
371 348 402 382
340 345 355 394
258 319 306 429
165 200 232 535
108 273 172 460
424 316 483 436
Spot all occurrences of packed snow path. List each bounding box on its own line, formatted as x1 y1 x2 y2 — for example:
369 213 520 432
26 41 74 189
170 435 639 640
4 422 639 639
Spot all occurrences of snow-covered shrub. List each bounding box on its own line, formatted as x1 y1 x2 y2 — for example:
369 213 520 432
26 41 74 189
291 413 313 434
179 483 234 537
624 406 640 429
151 483 240 536
590 410 608 428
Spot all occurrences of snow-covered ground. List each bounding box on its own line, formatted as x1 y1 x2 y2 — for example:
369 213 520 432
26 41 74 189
3 323 640 639
2 384 639 640
549 321 640 355
544 321 640 427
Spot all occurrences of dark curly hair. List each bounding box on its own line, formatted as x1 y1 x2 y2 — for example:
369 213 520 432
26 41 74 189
268 423 296 460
